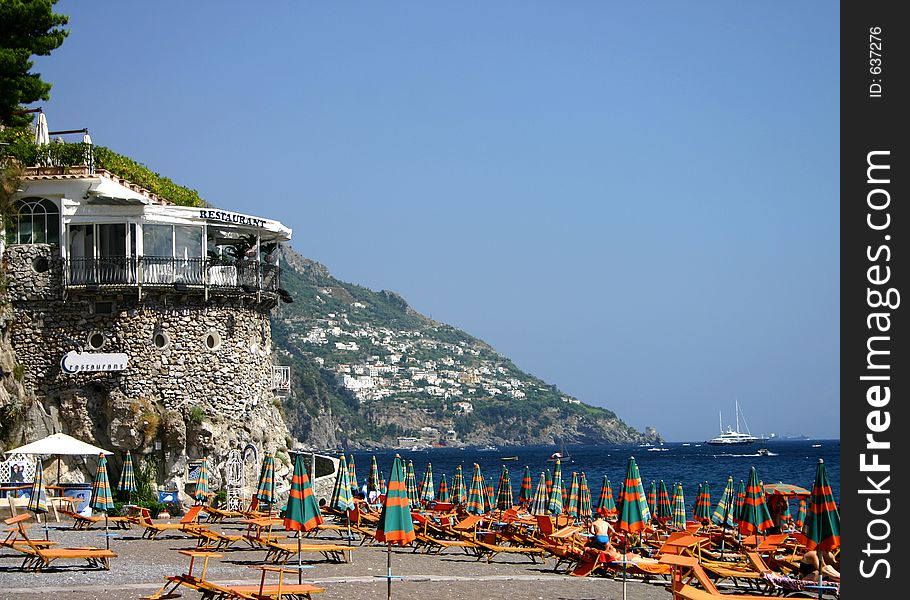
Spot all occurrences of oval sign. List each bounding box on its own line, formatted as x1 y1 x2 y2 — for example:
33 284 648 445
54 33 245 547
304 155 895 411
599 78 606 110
60 351 129 373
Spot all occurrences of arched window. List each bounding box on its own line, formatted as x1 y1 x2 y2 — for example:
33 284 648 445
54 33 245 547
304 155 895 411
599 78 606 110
5 197 60 245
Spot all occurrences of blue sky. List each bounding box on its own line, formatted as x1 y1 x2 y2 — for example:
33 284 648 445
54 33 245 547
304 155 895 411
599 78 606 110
34 1 839 441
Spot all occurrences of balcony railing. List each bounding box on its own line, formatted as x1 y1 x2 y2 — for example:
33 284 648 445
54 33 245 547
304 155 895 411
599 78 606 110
64 256 281 294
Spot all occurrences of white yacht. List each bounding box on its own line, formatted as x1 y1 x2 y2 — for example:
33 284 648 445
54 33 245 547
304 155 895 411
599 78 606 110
706 401 759 445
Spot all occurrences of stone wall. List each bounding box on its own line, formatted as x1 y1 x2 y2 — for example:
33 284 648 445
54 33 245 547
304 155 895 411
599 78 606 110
2 243 295 501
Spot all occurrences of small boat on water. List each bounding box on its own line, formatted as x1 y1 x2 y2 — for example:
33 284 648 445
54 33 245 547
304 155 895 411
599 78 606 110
757 448 771 456
647 447 669 452
547 438 572 462
501 456 519 461
477 445 499 452
706 401 759 445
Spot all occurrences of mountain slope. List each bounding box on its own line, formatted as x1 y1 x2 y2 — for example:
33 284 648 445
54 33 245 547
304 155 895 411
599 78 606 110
271 246 660 449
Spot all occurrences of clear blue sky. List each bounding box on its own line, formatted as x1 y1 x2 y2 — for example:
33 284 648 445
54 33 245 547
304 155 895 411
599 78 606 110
34 1 840 442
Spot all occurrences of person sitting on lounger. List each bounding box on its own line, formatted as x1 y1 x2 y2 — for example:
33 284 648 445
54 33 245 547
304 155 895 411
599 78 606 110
799 549 840 582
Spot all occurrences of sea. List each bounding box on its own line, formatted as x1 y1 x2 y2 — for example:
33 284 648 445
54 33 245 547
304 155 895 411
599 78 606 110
348 439 840 511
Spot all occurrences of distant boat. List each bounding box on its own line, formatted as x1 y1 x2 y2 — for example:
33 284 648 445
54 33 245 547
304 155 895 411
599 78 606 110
647 447 669 452
811 444 821 448
548 438 572 461
477 445 498 452
706 401 759 445
501 456 519 461
757 448 771 456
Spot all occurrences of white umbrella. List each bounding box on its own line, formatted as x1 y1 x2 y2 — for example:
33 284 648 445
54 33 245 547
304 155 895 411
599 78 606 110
34 112 50 146
5 433 114 486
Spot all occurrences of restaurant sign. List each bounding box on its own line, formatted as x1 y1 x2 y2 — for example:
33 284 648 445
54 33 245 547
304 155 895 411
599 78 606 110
60 351 128 373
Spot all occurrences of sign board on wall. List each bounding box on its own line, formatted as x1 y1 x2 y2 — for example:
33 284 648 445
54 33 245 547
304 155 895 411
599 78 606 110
60 351 128 373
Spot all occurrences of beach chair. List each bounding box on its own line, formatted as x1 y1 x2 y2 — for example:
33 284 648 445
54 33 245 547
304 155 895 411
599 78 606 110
7 514 116 571
58 506 132 530
411 511 478 555
190 526 245 550
242 516 289 548
136 505 208 539
263 536 358 564
659 553 770 600
2 514 59 550
203 500 245 523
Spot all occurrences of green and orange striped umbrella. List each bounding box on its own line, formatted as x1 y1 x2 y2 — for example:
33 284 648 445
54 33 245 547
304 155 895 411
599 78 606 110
616 456 648 534
565 471 580 518
284 452 325 531
671 483 686 529
734 479 747 522
91 453 115 549
28 458 49 515
656 480 673 522
118 450 136 499
405 461 419 507
495 466 513 510
484 475 495 511
529 472 550 515
437 474 450 503
368 455 381 493
596 476 617 517
548 460 564 516
194 456 210 504
451 465 466 505
256 452 276 506
380 470 387 495
330 454 355 512
465 463 487 515
348 455 359 495
794 499 807 530
803 459 840 551
419 463 435 504
738 467 773 535
646 480 657 517
519 465 533 505
577 472 593 520
712 476 736 528
375 455 416 544
545 469 553 497
636 471 652 524
694 482 712 522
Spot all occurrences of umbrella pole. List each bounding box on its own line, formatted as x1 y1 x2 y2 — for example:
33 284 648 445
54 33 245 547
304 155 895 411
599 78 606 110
298 534 302 585
387 542 392 600
346 513 353 563
622 533 628 600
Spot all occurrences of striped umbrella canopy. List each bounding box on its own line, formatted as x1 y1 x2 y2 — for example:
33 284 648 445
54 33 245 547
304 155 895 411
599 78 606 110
694 482 712 522
368 456 381 493
616 456 648 534
284 452 325 532
738 467 773 535
194 456 210 504
764 482 810 498
565 471 580 518
465 463 487 515
437 474 450 503
495 466 513 510
596 476 617 517
256 452 276 505
451 465 466 505
656 480 673 522
545 469 553 497
330 454 355 512
529 472 550 515
712 476 736 528
794 499 807 530
803 459 840 551
375 454 416 544
91 453 114 513
419 463 435 503
519 465 533 505
484 475 495 511
348 455 359 494
646 480 657 517
118 451 136 497
577 472 593 520
380 470 387 495
28 457 49 515
548 459 564 516
405 461 419 507
671 483 686 529
733 479 747 522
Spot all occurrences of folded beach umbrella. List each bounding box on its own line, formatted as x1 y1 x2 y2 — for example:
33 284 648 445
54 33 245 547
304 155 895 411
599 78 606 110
694 482 712 523
194 456 210 504
495 466 513 510
646 480 657 517
803 459 840 551
738 467 773 535
256 452 276 507
577 472 593 520
437 474 450 503
465 463 487 515
419 463 435 504
545 469 553 497
596 476 617 517
368 455 381 493
348 455 359 495
28 458 50 539
405 461 419 507
284 451 325 579
734 479 747 523
330 454 354 512
91 453 115 549
118 450 136 501
519 465 533 505
794 499 807 530
484 475 495 511
548 459 564 516
375 454 416 600
712 476 736 528
616 457 648 534
565 471 580 518
529 472 550 516
380 470 387 495
656 480 673 522
451 465 466 505
671 483 686 529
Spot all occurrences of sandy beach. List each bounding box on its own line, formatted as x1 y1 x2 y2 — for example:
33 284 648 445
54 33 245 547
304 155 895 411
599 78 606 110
0 522 671 600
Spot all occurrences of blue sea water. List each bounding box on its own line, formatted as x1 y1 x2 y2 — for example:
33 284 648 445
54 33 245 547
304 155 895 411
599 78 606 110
349 439 840 510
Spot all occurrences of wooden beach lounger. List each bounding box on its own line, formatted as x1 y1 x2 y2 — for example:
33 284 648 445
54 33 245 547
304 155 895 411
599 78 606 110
263 538 357 564
136 505 208 539
58 508 132 530
7 514 116 571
